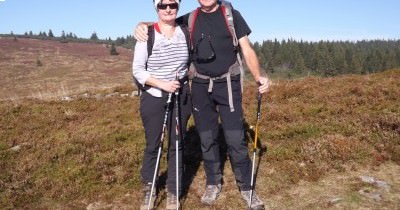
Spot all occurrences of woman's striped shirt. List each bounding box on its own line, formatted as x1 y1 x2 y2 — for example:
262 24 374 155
132 25 189 97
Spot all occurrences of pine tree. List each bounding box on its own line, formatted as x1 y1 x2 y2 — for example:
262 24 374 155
36 59 43 67
115 37 126 46
110 43 119 55
272 39 282 68
350 55 362 74
90 32 99 41
48 29 54 38
60 30 68 43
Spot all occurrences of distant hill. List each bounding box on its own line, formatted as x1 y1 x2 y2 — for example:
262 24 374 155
0 37 133 100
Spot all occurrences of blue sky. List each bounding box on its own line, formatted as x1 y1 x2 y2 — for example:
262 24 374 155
0 0 399 42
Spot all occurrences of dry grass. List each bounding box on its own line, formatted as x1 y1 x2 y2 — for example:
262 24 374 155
0 37 399 209
0 38 133 100
1 70 399 209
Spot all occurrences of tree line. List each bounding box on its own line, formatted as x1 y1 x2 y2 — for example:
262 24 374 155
1 30 136 50
2 31 399 77
253 39 400 78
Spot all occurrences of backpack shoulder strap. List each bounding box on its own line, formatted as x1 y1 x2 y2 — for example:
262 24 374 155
219 1 245 93
147 24 155 58
179 24 190 53
218 0 238 47
188 7 200 49
178 24 191 66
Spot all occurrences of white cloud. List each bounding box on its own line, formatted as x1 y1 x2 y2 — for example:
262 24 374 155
0 0 6 2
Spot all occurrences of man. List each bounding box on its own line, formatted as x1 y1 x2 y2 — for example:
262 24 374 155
135 0 270 209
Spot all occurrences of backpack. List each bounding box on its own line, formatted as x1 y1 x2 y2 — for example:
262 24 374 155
133 24 191 96
187 0 245 112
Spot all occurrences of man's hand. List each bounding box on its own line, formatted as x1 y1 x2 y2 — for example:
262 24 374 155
133 22 152 42
258 76 271 94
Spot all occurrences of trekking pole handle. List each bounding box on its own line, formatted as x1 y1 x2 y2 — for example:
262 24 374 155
257 92 262 118
257 91 262 118
256 81 262 121
253 82 262 150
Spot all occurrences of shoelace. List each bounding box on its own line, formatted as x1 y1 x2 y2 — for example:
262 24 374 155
204 186 217 197
143 191 151 204
143 186 155 205
252 195 261 203
243 191 262 204
168 194 177 204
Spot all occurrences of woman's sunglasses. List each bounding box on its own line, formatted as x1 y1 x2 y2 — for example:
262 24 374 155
157 3 179 10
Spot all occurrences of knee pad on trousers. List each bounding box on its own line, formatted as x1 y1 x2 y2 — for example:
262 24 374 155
198 129 219 161
223 129 249 163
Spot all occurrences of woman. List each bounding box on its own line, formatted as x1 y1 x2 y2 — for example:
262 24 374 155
132 0 190 209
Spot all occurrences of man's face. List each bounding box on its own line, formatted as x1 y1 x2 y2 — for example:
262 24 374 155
197 0 217 8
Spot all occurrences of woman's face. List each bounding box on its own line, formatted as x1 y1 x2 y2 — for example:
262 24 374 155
157 0 179 22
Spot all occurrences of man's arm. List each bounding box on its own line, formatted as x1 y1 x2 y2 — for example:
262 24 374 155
239 35 271 93
133 22 154 42
133 13 190 42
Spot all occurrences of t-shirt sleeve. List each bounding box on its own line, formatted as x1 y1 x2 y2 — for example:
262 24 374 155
232 9 252 39
132 41 151 87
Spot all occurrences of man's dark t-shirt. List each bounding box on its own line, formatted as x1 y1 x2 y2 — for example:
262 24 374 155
177 6 251 81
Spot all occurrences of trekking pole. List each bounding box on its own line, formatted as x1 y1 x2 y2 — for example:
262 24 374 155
148 92 173 210
249 89 262 209
174 74 180 210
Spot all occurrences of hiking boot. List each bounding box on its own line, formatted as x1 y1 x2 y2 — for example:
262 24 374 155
140 182 156 210
201 184 222 205
166 192 180 210
240 190 265 210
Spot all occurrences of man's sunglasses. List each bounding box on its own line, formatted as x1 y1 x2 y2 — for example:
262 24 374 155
157 3 179 10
